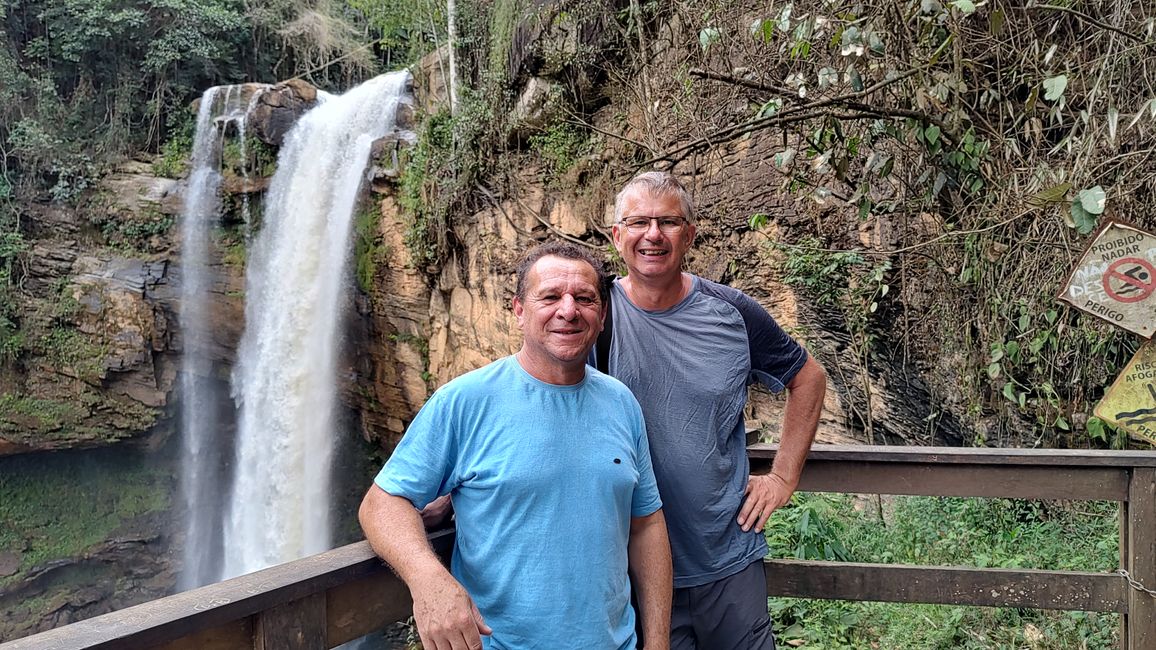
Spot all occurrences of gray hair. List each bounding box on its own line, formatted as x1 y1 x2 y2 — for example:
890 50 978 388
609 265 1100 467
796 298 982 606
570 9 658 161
614 171 695 224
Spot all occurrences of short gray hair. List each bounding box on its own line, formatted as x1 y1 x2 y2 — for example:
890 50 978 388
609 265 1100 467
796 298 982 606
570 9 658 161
614 171 695 224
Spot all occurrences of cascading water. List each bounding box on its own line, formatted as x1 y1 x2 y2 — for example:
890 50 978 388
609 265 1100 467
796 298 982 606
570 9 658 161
177 85 255 590
219 70 411 580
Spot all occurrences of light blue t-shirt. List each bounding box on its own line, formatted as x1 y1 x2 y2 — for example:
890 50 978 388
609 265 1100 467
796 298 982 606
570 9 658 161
605 276 807 588
375 355 662 650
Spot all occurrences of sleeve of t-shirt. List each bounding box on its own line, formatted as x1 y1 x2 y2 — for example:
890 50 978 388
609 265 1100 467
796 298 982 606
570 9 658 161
701 280 808 392
373 389 457 510
628 395 663 518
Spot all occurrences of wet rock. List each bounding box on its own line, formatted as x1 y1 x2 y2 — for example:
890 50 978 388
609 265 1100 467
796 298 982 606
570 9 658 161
248 79 320 146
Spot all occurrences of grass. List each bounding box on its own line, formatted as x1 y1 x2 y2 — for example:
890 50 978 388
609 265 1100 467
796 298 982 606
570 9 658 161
765 493 1119 648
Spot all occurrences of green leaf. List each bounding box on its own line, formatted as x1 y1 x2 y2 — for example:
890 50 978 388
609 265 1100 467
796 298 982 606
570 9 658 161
749 213 769 230
699 27 721 50
1087 416 1107 441
951 0 976 14
924 124 941 145
1043 75 1068 102
1026 182 1072 207
1078 185 1107 215
989 344 1004 362
1002 382 1017 403
1055 415 1070 431
1069 201 1098 235
1017 313 1031 331
986 362 1001 379
990 8 1006 34
1004 340 1020 360
749 19 775 43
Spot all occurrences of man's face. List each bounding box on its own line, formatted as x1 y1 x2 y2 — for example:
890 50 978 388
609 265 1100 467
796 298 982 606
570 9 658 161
612 189 696 281
513 255 606 375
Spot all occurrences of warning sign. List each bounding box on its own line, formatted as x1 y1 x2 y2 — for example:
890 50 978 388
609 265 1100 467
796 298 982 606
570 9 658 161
1096 341 1156 445
1059 220 1156 338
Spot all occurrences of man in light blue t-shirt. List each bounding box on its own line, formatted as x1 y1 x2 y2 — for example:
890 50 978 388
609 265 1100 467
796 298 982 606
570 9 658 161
360 242 672 650
603 172 828 649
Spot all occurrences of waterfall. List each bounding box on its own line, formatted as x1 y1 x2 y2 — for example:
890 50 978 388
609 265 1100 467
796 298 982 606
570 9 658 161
220 71 410 580
176 85 251 590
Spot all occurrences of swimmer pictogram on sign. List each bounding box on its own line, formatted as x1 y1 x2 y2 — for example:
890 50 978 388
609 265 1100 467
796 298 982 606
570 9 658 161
1102 257 1155 303
1059 220 1156 338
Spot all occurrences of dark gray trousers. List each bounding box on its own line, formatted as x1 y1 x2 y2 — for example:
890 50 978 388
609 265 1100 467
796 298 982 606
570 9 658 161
669 559 777 650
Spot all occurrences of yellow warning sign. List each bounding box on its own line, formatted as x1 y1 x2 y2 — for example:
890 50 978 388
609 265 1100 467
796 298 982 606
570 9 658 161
1058 220 1156 338
1096 341 1156 445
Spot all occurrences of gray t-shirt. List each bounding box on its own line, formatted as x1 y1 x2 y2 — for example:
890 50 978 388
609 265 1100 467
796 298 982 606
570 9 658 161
605 275 807 587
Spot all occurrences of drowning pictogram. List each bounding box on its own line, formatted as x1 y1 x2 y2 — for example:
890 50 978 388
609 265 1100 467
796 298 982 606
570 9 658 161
1102 257 1156 303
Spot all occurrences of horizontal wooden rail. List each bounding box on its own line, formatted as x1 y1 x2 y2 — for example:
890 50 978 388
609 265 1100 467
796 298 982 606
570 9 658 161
764 560 1128 612
749 444 1146 500
0 532 453 650
5 445 1155 649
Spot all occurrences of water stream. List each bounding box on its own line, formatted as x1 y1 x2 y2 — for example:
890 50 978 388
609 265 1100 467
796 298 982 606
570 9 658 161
220 71 410 580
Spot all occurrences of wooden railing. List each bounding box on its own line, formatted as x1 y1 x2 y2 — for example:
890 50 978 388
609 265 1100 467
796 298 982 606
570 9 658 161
3 445 1155 650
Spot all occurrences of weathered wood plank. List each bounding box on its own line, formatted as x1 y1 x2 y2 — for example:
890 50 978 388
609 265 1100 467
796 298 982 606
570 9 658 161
750 444 1156 467
0 532 452 650
1126 468 1156 650
755 460 1131 501
255 593 325 650
326 565 416 646
765 560 1129 612
152 620 251 650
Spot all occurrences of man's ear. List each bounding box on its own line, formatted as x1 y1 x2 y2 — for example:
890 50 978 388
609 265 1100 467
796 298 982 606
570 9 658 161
513 296 525 326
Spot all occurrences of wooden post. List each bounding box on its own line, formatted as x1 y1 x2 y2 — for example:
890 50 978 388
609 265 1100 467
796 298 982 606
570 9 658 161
254 593 326 650
1126 468 1156 650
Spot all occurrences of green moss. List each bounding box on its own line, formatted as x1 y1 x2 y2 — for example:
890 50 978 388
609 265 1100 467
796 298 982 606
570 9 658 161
0 446 171 589
0 394 87 438
0 390 158 445
353 204 384 294
223 136 278 179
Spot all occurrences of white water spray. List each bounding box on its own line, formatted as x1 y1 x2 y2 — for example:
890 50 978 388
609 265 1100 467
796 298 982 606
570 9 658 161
177 85 254 590
220 71 410 579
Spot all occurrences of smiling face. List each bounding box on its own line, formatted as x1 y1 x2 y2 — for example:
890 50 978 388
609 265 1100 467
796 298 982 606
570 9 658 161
513 255 606 384
612 189 696 283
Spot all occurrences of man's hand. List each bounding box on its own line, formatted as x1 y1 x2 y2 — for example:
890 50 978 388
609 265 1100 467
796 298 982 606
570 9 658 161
421 494 454 529
737 472 793 532
410 570 493 650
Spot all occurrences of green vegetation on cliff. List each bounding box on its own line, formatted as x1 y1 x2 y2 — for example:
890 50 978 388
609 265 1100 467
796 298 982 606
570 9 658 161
0 445 171 590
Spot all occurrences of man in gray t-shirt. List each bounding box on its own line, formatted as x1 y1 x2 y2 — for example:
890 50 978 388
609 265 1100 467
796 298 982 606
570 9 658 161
603 171 827 649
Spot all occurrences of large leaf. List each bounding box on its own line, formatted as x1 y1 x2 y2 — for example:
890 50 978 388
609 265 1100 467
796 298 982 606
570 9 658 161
1078 185 1106 215
951 0 976 14
1069 201 1098 235
699 27 721 51
1026 182 1072 207
1043 75 1068 102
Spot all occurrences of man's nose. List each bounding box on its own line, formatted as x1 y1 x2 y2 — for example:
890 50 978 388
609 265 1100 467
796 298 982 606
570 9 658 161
556 295 578 318
644 218 664 239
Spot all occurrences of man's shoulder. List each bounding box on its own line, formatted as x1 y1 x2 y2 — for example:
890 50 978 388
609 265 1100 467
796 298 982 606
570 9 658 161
693 275 754 303
432 356 516 399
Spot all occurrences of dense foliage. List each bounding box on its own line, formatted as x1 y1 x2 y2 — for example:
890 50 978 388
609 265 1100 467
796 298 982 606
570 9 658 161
767 493 1119 648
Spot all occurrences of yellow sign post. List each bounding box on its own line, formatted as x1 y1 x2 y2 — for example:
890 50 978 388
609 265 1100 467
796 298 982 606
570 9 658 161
1095 341 1156 445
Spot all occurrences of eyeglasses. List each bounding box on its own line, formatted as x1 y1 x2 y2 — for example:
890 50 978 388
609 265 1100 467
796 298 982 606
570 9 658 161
618 216 689 234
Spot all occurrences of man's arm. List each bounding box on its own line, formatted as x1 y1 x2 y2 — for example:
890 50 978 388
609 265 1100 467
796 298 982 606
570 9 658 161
738 355 827 532
359 485 491 649
628 509 672 650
